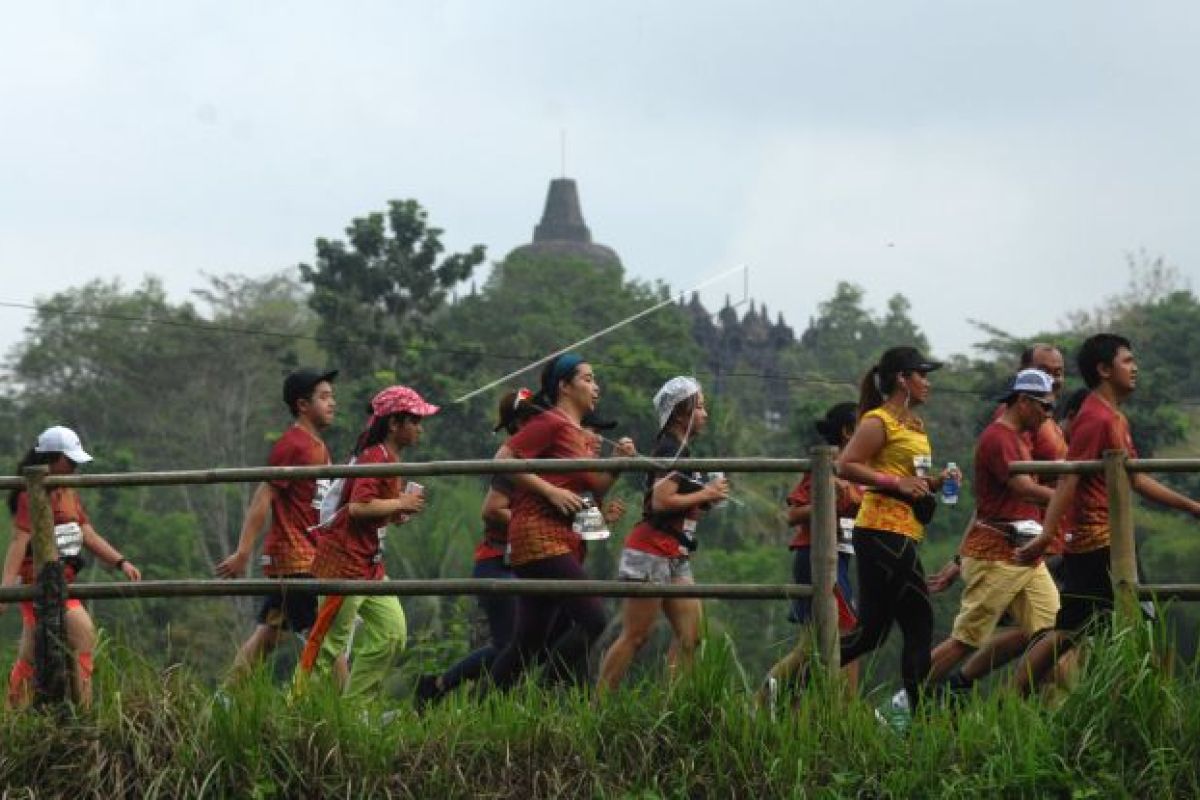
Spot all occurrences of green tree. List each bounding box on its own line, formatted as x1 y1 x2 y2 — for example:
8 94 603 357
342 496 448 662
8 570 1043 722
298 199 486 381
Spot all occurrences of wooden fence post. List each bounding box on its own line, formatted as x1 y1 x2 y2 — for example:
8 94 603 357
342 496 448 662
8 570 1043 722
809 446 841 673
25 465 69 705
1104 449 1139 626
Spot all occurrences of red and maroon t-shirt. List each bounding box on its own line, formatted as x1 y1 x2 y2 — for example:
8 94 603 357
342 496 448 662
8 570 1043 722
311 444 405 580
13 488 90 583
990 405 1067 554
786 475 865 549
473 475 515 563
505 410 603 566
1065 392 1137 554
261 424 331 577
961 420 1041 561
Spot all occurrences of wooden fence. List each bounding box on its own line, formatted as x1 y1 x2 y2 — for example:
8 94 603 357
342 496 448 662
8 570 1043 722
6 448 1197 706
0 450 844 705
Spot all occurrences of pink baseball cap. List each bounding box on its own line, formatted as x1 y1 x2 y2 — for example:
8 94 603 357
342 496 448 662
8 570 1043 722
371 385 440 418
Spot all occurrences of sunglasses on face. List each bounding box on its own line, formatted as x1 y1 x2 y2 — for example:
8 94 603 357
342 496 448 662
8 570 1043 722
1020 394 1055 412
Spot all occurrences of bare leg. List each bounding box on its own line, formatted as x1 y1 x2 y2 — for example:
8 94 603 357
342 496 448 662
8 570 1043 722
7 624 36 709
64 606 96 709
959 627 1029 682
228 624 283 683
598 597 663 691
1012 630 1071 697
927 637 973 683
662 586 702 680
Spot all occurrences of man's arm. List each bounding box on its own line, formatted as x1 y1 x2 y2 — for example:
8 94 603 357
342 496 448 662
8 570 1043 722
215 483 272 578
1014 474 1078 564
1131 473 1200 518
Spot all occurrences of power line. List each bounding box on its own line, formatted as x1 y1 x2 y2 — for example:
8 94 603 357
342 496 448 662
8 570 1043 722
3 299 1200 405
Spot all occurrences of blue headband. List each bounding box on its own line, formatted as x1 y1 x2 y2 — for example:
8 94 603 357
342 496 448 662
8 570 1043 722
545 353 584 401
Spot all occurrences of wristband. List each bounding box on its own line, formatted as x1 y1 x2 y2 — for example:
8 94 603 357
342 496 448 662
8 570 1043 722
876 473 901 491
114 558 128 571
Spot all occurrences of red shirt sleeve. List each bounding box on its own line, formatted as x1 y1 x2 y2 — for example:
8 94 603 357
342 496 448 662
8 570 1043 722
11 489 90 532
786 477 811 507
507 413 559 459
985 427 1026 486
267 433 299 491
1066 413 1108 461
348 446 397 505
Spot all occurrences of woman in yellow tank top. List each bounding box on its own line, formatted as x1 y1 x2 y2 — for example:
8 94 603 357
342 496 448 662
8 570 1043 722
835 346 957 714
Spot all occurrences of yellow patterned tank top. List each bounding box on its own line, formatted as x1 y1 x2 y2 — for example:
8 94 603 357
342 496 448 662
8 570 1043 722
854 406 932 541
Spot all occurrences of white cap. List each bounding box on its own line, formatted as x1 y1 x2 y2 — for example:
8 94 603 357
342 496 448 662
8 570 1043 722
653 376 702 431
34 426 93 464
1008 368 1055 398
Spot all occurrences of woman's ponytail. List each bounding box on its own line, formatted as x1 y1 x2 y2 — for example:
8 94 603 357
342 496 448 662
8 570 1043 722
858 366 884 419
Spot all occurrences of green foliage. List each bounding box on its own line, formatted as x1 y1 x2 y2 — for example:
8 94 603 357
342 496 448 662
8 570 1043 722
2 626 1198 797
298 199 486 379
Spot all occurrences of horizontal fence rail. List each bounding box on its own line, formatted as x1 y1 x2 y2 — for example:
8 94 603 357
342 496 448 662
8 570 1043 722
11 448 1200 708
0 578 815 604
0 457 813 491
1009 457 1200 476
7 448 845 706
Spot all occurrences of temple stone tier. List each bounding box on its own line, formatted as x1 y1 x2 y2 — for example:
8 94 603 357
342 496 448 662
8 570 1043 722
505 178 621 268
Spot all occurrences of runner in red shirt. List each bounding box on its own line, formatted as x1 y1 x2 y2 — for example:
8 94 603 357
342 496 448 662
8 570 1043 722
926 370 1059 690
2 427 141 709
925 345 1068 685
414 388 537 707
487 353 634 690
214 368 338 684
296 384 438 700
1011 334 1200 695
598 376 728 691
762 402 862 702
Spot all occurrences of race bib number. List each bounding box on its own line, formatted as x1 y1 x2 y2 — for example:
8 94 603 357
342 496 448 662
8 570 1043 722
312 479 333 511
837 517 856 555
54 522 84 557
912 455 932 478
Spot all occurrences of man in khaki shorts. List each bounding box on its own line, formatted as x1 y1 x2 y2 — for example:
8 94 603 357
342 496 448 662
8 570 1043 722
927 369 1060 686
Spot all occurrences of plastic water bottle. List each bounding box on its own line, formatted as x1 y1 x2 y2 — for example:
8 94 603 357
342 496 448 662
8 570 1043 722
942 462 960 505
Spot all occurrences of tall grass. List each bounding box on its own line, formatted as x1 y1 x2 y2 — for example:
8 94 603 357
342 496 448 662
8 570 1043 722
2 620 1198 798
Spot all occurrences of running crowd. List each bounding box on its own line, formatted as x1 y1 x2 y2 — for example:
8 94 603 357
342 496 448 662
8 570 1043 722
4 332 1200 715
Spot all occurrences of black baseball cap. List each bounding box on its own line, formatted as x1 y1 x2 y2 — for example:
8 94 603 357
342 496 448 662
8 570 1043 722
283 368 338 409
581 411 618 431
879 346 942 375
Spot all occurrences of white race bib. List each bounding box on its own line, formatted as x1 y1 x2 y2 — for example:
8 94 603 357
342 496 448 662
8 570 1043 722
54 522 84 557
312 478 333 511
837 517 856 555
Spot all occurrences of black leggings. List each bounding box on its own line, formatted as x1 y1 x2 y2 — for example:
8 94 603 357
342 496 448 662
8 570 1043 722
840 528 932 710
488 553 608 690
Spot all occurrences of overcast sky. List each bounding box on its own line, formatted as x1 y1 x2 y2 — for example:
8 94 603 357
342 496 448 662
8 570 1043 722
2 1 1198 365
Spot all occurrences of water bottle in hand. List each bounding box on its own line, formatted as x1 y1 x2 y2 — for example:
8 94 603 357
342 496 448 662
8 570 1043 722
942 462 960 505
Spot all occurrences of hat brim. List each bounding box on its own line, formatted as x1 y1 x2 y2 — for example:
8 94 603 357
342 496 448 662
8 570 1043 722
913 361 943 373
409 401 440 417
1003 391 1055 407
64 447 93 464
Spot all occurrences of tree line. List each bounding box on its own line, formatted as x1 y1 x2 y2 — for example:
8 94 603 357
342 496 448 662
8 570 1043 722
2 199 1197 684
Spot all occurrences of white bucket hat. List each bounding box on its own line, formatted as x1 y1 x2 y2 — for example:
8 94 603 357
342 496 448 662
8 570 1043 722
653 376 702 431
35 426 93 464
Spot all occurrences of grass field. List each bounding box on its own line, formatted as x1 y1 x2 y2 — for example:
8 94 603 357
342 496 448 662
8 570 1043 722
2 620 1197 799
